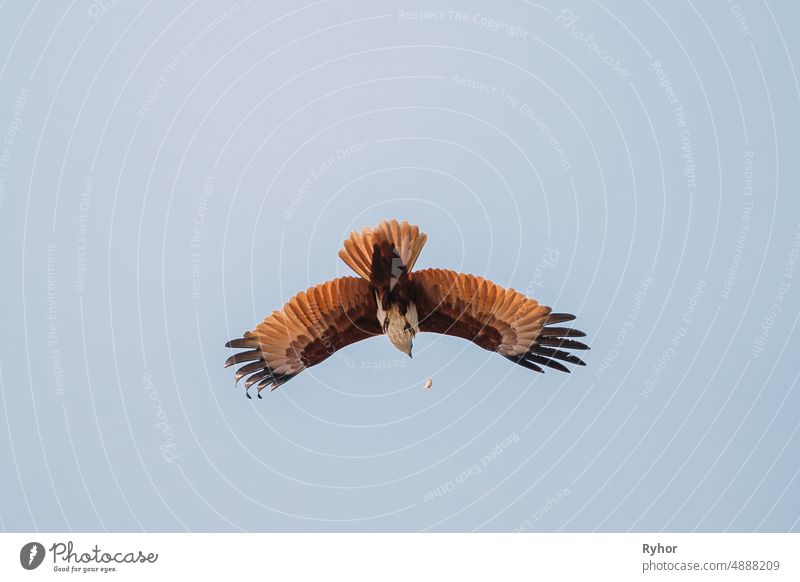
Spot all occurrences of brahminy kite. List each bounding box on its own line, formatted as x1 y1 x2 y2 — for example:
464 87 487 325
225 219 588 398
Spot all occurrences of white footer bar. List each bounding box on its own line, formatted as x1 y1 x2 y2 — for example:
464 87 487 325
2 533 797 581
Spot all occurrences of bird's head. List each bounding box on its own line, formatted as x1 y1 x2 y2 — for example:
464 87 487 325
383 303 418 358
391 332 414 358
385 319 415 358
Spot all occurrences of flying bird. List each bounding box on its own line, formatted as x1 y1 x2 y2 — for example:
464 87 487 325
225 219 588 398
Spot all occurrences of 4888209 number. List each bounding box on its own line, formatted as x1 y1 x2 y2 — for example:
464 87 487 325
729 560 779 571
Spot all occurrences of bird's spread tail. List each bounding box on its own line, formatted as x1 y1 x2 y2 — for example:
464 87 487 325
338 219 427 280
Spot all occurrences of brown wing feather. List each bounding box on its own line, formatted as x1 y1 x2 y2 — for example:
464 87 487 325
224 277 381 397
411 269 588 374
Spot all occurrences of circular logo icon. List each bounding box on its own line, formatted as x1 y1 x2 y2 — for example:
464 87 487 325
20 542 45 570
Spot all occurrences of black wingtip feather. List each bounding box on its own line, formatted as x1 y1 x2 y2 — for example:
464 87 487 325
544 313 576 325
527 354 571 373
225 337 259 349
227 354 295 400
234 360 266 382
224 349 262 368
505 317 590 375
506 355 544 373
536 337 590 351
538 327 586 338
533 345 586 366
245 370 271 389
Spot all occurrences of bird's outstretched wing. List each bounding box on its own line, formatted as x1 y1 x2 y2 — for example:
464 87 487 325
411 269 588 373
224 277 381 397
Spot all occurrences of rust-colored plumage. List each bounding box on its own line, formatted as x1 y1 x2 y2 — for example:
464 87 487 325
225 219 588 398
